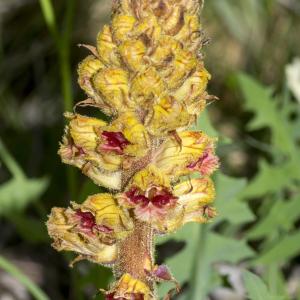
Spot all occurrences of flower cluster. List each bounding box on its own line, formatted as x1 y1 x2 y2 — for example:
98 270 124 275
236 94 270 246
47 0 218 299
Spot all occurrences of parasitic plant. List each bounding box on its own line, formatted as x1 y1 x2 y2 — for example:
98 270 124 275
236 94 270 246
46 0 219 299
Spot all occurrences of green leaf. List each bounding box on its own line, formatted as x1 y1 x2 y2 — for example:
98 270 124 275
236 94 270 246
247 196 300 239
0 139 49 216
0 255 50 300
237 73 298 159
240 160 298 199
0 176 49 216
266 265 290 299
254 231 300 265
243 270 284 300
195 109 219 138
157 225 255 299
214 173 255 225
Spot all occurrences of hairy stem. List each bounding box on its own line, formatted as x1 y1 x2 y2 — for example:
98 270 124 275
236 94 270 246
117 220 155 285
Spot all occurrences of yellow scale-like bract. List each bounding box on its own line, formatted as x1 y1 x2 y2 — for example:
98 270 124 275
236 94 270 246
47 0 219 299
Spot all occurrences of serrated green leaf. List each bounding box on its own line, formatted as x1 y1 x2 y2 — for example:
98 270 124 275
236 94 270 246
243 270 284 300
237 73 298 159
247 196 300 239
214 173 255 225
240 160 298 199
254 231 300 265
157 225 255 299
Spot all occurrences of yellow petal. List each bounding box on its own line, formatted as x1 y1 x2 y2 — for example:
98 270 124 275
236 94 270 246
107 112 150 157
112 15 136 42
82 163 122 190
154 178 216 233
174 177 215 206
93 67 130 112
174 14 201 51
97 25 121 66
164 47 197 89
130 165 170 191
149 36 180 68
131 67 165 103
68 113 106 151
80 193 134 239
77 55 105 97
153 131 211 179
119 39 147 72
145 95 191 136
174 65 210 101
132 14 162 44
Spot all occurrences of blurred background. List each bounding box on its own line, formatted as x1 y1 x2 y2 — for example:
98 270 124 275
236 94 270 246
0 0 300 299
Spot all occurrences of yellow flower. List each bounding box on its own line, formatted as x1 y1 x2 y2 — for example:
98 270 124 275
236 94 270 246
79 193 134 239
47 209 116 265
153 131 214 179
47 193 133 265
155 177 216 233
58 113 124 190
103 273 153 300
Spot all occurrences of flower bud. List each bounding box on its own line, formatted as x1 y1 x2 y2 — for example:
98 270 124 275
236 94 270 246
111 15 137 42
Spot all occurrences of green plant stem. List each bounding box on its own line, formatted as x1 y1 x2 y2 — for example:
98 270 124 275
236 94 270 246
189 224 208 300
0 255 50 300
38 0 77 198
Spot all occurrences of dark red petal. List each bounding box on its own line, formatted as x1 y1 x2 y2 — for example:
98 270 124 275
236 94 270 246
187 152 209 169
151 194 172 208
75 210 96 230
126 188 149 205
101 131 130 154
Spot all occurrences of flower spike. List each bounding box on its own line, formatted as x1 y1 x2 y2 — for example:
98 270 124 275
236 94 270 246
47 0 219 298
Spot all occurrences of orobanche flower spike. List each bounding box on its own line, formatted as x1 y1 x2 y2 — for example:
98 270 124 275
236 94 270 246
47 0 219 298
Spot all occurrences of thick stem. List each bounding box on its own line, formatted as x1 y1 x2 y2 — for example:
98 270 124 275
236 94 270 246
116 220 155 286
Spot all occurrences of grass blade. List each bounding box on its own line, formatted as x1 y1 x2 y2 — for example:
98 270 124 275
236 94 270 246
0 255 50 300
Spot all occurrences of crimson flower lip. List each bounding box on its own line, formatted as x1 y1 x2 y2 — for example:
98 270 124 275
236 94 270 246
100 131 131 154
75 210 113 234
126 187 177 208
187 150 219 176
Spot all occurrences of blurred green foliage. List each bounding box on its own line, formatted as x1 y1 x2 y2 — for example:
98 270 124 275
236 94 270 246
0 0 299 299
